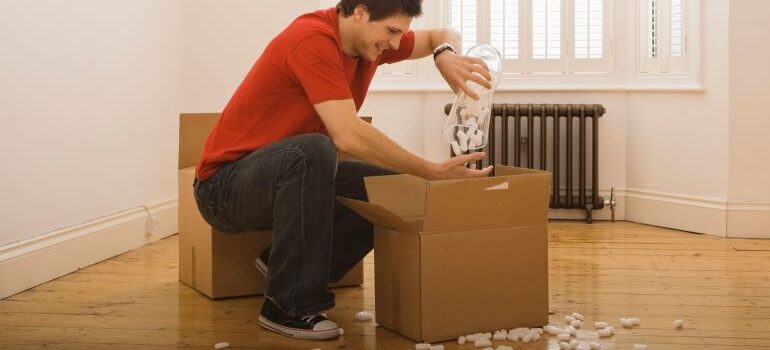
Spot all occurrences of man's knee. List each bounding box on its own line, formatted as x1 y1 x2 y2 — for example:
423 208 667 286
297 133 337 165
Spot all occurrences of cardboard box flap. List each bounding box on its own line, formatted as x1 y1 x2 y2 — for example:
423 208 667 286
179 113 220 169
494 165 547 176
422 172 551 234
337 197 419 234
363 174 427 219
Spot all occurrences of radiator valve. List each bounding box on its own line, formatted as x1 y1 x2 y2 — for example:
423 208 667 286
603 187 617 222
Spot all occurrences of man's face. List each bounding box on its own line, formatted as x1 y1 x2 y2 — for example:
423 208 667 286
353 7 413 61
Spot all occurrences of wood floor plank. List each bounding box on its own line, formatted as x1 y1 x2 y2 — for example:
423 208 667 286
2 221 770 349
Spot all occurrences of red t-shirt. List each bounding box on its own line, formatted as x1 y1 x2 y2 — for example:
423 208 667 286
196 7 415 181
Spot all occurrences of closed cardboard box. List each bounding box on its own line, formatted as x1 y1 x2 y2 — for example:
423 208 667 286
178 113 363 299
339 166 550 342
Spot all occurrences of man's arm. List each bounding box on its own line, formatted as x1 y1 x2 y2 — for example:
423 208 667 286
408 29 493 100
314 99 491 181
408 28 462 59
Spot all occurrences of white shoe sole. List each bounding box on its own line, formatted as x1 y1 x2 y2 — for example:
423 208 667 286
258 315 339 340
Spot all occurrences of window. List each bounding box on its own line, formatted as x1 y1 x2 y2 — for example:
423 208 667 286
639 0 687 74
447 0 612 75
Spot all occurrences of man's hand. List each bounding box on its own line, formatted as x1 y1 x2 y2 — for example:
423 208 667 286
429 152 493 180
435 52 492 100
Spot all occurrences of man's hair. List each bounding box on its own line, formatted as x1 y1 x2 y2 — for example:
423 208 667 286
336 0 423 21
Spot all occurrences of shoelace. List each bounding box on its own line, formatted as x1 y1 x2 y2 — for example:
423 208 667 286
301 314 322 323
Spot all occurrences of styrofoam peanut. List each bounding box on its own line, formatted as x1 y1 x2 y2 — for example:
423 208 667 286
571 312 585 321
429 345 444 350
633 344 647 350
468 137 478 150
565 315 576 323
506 332 519 341
674 319 684 329
214 343 229 350
521 333 532 343
451 141 462 156
570 320 583 329
459 107 469 119
474 339 492 347
629 318 640 326
458 335 466 345
620 318 633 328
477 112 486 127
588 342 600 350
467 133 483 150
456 130 469 150
576 330 599 341
559 341 571 349
415 343 431 350
354 311 373 322
558 333 571 341
594 321 608 329
576 342 590 350
492 332 506 341
597 327 613 337
495 346 513 350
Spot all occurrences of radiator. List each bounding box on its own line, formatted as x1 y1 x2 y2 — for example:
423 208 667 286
444 103 612 223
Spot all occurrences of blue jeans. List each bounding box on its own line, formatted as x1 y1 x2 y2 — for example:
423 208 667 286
193 133 395 316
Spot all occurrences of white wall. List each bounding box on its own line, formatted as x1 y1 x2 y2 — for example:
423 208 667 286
727 0 770 238
180 0 319 112
0 1 182 246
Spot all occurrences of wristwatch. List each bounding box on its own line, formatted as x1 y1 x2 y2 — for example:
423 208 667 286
432 42 456 61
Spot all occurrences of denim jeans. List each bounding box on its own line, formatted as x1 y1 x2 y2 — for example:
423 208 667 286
193 133 395 317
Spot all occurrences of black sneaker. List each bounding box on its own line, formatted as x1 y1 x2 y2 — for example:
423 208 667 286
258 299 339 340
254 246 270 277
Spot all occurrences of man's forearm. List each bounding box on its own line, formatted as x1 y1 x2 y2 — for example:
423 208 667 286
340 120 438 180
429 28 462 54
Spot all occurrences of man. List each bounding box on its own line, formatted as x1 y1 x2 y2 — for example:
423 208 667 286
193 0 493 341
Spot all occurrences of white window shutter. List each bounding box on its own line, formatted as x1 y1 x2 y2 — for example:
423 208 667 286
639 0 687 74
571 0 611 73
449 0 478 51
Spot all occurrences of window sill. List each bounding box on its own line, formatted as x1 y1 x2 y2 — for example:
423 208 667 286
369 81 705 93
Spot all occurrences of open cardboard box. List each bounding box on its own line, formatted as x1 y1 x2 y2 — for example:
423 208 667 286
178 113 364 299
338 166 551 342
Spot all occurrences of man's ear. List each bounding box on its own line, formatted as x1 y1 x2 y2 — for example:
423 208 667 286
353 4 370 23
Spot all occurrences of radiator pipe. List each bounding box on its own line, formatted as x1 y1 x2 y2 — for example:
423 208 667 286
553 105 560 208
566 107 573 207
579 105 586 208
514 105 521 167
540 104 547 170
527 105 534 169
592 105 601 209
502 105 509 166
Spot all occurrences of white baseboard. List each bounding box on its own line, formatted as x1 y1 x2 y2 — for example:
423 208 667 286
727 201 770 239
0 199 178 299
625 188 727 237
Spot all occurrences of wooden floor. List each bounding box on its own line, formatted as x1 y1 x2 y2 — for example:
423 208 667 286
2 221 770 349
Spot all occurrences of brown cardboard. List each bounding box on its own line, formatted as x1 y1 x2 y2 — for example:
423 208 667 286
338 166 550 342
178 113 364 299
